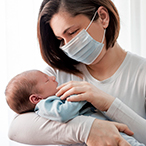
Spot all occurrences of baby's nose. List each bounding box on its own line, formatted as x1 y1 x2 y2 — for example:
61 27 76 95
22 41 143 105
50 76 56 81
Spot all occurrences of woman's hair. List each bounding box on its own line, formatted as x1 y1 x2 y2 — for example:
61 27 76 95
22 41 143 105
37 0 120 75
5 70 39 114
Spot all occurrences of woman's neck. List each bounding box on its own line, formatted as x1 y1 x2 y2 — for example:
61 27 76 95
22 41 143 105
86 42 127 81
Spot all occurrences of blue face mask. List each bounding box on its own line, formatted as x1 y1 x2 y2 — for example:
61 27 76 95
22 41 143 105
60 11 106 65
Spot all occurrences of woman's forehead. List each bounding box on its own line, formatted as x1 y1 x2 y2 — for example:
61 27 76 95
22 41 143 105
50 11 90 36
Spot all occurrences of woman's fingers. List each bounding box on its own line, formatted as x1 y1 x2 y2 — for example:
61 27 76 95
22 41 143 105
60 87 81 100
66 93 86 102
56 81 87 98
113 122 134 136
57 81 82 90
56 80 115 111
118 137 131 146
87 119 131 146
56 81 71 90
60 87 86 100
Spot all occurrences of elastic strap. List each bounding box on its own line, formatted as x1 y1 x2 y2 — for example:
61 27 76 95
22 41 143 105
86 11 98 31
101 29 106 43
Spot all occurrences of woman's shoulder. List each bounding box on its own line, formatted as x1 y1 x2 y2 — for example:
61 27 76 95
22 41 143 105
124 52 146 72
127 51 146 76
128 51 146 64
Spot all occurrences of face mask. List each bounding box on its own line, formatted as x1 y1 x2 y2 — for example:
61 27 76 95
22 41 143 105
60 11 106 65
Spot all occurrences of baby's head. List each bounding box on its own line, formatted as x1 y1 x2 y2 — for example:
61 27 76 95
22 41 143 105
5 70 58 114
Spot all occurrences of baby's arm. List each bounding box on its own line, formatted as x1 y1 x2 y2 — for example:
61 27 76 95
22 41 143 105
35 95 87 122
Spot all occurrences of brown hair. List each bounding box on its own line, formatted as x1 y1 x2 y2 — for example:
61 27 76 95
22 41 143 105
5 70 39 114
37 0 120 75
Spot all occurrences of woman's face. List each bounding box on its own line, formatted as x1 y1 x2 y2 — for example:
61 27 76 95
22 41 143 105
50 10 107 65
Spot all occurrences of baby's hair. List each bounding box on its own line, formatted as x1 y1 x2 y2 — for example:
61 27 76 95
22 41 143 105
5 70 40 114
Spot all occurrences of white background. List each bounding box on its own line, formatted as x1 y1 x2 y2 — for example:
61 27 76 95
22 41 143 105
0 0 146 146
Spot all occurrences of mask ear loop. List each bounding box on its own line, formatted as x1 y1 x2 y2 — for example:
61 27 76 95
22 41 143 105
101 29 106 44
85 10 106 44
86 10 98 31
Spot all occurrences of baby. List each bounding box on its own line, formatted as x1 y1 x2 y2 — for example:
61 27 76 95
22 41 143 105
5 70 58 114
5 70 95 121
5 70 145 146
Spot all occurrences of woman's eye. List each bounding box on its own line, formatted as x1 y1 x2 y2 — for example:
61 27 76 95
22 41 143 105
69 29 79 35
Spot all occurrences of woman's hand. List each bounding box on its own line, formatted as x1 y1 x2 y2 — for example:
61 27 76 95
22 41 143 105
87 119 133 146
56 81 115 111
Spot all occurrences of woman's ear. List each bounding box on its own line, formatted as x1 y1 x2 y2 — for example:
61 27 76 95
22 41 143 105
97 6 109 29
29 94 43 104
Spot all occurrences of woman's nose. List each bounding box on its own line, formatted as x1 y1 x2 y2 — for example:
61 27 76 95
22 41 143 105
63 37 72 45
64 39 69 45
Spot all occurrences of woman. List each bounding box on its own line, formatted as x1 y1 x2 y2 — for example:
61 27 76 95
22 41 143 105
8 0 146 145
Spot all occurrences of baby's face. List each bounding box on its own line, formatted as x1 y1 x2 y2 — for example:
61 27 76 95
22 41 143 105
35 71 58 99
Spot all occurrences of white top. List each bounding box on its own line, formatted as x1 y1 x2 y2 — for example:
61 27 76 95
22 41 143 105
8 52 146 145
44 51 146 144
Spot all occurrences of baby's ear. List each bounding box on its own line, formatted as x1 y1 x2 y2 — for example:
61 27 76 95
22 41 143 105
29 94 43 104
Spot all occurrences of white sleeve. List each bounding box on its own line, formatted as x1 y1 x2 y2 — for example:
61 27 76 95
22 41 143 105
8 112 95 145
36 96 87 123
106 98 146 144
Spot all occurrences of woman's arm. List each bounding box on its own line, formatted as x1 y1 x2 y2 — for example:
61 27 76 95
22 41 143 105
8 112 132 146
57 81 146 144
106 98 146 144
8 113 94 145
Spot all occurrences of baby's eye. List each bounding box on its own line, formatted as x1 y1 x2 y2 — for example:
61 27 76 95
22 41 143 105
46 79 49 82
